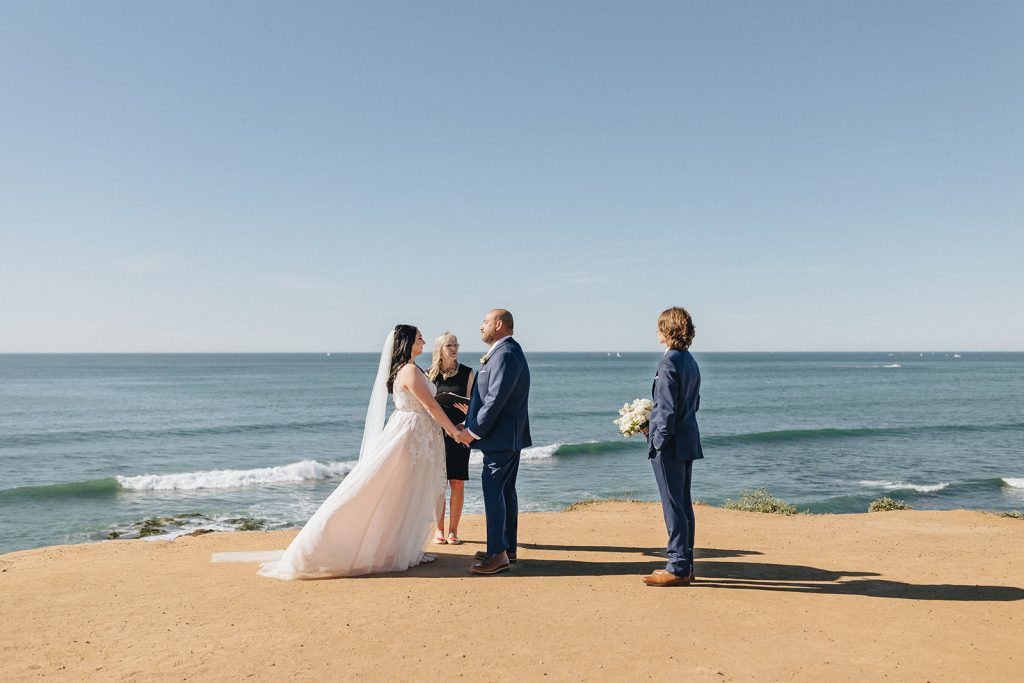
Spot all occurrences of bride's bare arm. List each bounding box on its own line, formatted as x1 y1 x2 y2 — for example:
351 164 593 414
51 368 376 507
397 365 462 439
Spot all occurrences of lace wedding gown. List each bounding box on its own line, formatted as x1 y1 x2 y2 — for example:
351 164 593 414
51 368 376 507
251 380 447 579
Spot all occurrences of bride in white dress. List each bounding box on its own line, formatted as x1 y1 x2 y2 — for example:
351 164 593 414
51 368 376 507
214 325 466 579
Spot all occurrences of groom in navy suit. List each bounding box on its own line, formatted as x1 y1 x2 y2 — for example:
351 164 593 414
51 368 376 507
642 307 704 587
461 309 531 575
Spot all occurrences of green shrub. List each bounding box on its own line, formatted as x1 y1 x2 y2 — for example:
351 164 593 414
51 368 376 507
725 488 796 515
137 519 167 537
994 510 1023 519
229 517 264 531
868 497 911 512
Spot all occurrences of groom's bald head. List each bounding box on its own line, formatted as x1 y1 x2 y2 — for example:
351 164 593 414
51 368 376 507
480 309 514 344
491 309 514 332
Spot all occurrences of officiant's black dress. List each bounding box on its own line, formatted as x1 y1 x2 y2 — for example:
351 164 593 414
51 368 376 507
435 364 472 480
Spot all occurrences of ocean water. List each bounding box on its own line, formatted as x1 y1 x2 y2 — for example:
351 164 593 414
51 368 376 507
2 352 1023 554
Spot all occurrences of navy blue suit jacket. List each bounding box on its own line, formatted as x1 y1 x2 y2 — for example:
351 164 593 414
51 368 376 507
466 337 532 452
648 349 704 461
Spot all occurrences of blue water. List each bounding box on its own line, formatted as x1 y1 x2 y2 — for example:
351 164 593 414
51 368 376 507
2 352 1023 554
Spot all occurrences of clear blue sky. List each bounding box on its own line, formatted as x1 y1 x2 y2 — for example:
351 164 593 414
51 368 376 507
2 2 1021 352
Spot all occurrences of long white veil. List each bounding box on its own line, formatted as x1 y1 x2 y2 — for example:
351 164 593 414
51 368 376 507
212 329 395 565
358 329 394 463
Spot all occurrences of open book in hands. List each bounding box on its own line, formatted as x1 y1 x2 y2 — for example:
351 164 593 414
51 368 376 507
434 392 471 408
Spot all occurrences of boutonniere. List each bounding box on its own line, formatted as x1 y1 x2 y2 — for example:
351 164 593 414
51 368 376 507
480 354 490 365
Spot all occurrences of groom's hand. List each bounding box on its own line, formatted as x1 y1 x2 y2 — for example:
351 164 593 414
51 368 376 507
454 425 474 446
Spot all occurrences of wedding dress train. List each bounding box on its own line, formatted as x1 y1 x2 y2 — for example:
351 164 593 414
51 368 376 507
213 377 447 579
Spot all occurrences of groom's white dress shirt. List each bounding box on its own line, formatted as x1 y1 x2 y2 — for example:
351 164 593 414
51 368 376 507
484 335 513 361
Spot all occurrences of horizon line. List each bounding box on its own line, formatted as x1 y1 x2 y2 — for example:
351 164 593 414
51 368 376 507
0 350 1017 355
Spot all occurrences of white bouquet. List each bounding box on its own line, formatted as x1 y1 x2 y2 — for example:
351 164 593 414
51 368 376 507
613 398 653 438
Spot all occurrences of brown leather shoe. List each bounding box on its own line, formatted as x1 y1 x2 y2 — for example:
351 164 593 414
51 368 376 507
474 550 517 564
470 552 510 575
642 571 691 587
654 568 696 581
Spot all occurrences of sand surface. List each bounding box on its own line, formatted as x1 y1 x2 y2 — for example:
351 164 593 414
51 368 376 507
2 502 1022 681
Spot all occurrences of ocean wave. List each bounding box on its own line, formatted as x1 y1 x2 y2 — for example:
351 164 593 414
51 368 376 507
772 477 1021 513
556 440 642 455
703 422 1024 448
1003 478 1024 489
0 419 351 448
520 443 562 459
0 478 122 501
704 427 884 446
117 459 356 491
469 443 555 464
0 459 357 501
467 439 638 464
859 480 950 493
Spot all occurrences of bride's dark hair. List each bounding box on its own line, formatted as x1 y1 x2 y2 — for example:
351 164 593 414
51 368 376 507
387 324 419 393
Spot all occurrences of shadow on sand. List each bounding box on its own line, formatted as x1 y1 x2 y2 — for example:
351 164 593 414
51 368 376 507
407 543 1024 602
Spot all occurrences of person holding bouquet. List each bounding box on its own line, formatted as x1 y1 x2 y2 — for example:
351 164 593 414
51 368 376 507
641 307 704 587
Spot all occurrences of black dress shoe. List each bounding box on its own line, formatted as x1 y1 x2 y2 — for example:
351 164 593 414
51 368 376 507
474 550 517 564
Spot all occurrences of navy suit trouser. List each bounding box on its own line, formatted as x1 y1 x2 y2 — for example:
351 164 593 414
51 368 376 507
651 454 695 577
481 449 520 556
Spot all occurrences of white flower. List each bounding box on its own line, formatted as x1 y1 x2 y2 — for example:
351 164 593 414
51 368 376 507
614 397 652 438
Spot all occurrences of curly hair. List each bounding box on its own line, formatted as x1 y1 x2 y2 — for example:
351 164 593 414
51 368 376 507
386 324 419 393
658 307 695 351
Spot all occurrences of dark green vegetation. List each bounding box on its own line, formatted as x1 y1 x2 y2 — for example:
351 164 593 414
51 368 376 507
725 488 798 515
868 497 912 512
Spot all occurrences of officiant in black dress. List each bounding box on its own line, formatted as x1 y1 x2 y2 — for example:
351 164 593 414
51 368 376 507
427 332 475 545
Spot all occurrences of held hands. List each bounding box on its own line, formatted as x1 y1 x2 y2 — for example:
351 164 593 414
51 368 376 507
452 424 475 446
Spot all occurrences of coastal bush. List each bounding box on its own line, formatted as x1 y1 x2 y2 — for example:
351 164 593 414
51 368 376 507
137 518 167 537
132 514 213 538
868 497 911 512
229 517 265 531
725 488 796 515
995 511 1023 519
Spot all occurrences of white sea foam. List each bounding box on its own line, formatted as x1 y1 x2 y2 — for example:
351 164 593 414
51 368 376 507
468 443 563 465
859 480 949 493
139 518 243 542
1002 478 1024 489
117 459 356 491
522 443 563 459
883 363 902 368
